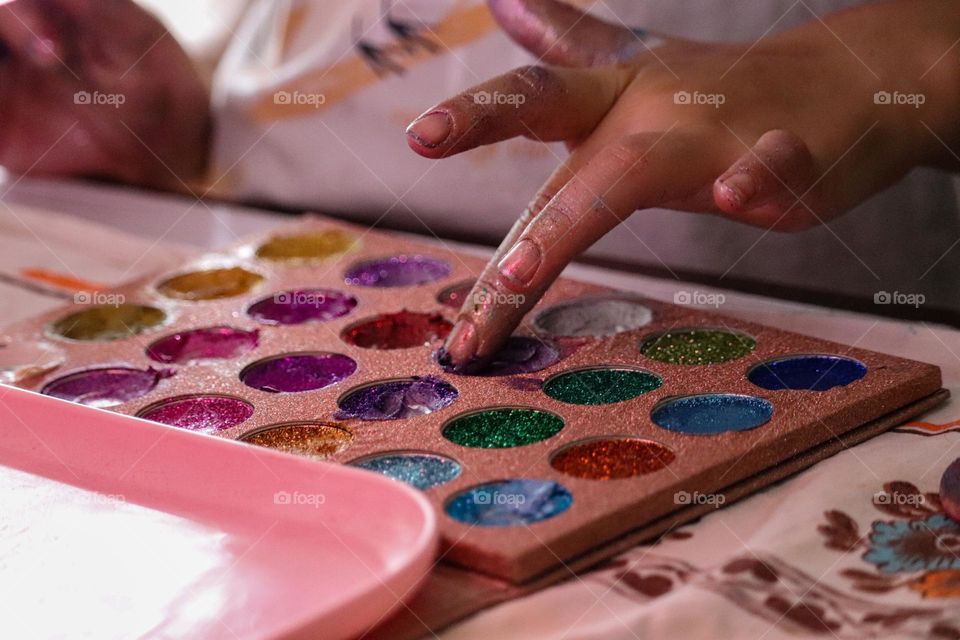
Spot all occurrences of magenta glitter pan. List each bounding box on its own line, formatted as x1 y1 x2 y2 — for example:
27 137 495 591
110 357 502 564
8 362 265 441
5 218 945 590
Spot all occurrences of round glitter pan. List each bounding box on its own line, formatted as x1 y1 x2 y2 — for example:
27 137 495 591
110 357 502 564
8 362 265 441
247 289 357 326
137 394 254 433
639 328 756 365
255 230 355 262
651 394 774 435
747 354 867 391
342 311 452 350
49 304 167 342
543 367 662 405
443 407 564 448
550 437 676 480
241 422 352 460
439 336 560 376
533 296 653 338
437 280 474 309
156 266 263 301
344 255 451 288
352 452 461 491
445 479 573 527
41 366 172 408
240 352 357 393
336 376 458 421
146 326 259 364
941 458 960 522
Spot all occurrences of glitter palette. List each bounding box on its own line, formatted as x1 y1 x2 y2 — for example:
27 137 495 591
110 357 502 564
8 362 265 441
1 216 946 588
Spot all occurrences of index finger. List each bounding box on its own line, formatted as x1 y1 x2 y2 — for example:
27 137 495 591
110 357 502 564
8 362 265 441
439 130 723 371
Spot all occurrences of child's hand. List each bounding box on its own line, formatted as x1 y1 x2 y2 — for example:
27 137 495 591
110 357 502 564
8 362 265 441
0 0 210 189
407 0 960 370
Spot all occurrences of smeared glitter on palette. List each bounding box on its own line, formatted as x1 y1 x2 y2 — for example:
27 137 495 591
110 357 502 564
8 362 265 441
8 217 945 588
157 266 263 300
440 336 560 376
336 376 457 420
342 311 452 349
640 328 756 365
146 326 259 364
241 422 352 459
352 452 461 490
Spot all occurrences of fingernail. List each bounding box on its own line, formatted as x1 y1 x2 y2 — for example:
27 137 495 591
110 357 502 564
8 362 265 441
719 173 756 209
406 111 452 148
498 239 540 288
443 319 478 364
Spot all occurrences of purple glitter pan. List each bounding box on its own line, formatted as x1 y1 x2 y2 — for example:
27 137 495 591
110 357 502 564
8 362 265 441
336 376 458 421
439 336 560 376
247 289 357 326
240 352 357 393
41 366 173 408
344 255 451 288
146 326 259 364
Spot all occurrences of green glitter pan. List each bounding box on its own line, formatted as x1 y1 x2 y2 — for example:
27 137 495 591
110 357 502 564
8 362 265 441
443 408 564 448
639 328 756 365
543 367 662 405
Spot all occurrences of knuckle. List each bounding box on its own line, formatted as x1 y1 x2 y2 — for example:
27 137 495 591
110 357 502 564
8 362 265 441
509 64 557 97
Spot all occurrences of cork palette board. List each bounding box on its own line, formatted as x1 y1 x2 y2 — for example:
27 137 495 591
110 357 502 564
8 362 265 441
1 215 946 585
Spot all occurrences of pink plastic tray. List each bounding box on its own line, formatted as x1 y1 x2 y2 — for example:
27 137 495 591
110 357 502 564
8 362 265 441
0 385 437 639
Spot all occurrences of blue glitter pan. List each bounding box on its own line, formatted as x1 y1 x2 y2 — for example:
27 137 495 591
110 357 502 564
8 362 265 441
445 479 573 527
651 394 774 435
747 354 867 391
351 452 461 490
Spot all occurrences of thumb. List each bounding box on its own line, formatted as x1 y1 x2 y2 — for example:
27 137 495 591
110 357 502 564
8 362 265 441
487 0 672 67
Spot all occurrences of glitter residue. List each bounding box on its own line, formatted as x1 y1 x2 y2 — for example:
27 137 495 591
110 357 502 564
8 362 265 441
146 326 259 364
652 394 773 435
543 368 662 405
534 297 653 337
336 376 457 421
342 311 452 349
241 423 352 460
437 280 475 309
255 230 355 262
639 329 756 365
50 304 166 342
443 408 563 448
551 437 676 479
156 267 263 301
353 452 461 490
138 395 254 433
240 352 357 393
439 336 560 376
344 255 451 288
446 479 573 526
247 289 357 326
748 354 867 391
41 366 173 408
